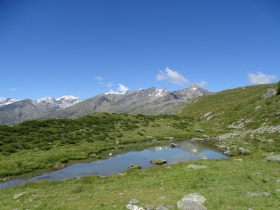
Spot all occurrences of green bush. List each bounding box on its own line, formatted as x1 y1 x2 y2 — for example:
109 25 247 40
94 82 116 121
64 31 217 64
277 80 280 95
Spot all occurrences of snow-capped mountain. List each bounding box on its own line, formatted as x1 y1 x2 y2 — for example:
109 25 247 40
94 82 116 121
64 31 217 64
0 95 83 125
43 84 211 120
34 95 83 108
0 97 20 107
0 84 211 125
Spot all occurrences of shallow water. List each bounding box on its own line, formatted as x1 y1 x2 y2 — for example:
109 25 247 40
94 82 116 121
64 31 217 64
0 140 227 189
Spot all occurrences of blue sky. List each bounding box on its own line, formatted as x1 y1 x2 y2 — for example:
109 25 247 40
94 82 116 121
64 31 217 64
1 0 280 100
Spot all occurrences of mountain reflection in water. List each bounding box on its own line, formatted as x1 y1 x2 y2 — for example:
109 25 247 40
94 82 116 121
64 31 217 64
0 140 227 189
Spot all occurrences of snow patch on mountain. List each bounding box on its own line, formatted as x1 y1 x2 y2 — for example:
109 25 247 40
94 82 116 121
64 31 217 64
0 97 20 107
0 95 83 109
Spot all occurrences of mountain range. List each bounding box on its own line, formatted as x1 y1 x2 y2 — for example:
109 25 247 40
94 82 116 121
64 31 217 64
0 84 210 125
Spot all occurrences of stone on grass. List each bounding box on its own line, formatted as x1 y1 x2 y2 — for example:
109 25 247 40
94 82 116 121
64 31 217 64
187 164 207 169
177 193 207 210
129 199 140 205
177 200 207 210
155 206 169 210
13 192 25 200
150 159 167 164
263 155 280 163
126 204 145 210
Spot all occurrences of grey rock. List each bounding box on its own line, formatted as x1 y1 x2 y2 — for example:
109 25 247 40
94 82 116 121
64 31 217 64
262 88 276 98
223 150 232 156
267 139 274 143
276 179 280 183
177 193 207 209
155 206 169 210
194 129 205 132
13 192 25 200
170 143 179 147
177 200 207 210
239 147 250 155
187 164 207 169
191 138 205 141
129 199 140 205
262 192 270 196
126 204 145 210
263 178 270 183
263 155 280 163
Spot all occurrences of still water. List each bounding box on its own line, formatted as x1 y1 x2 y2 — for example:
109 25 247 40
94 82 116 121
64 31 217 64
0 140 227 189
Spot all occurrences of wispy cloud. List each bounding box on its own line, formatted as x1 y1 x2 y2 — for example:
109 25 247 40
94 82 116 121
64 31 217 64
248 72 276 84
117 84 129 92
197 81 207 87
156 67 188 85
10 88 16 91
107 82 113 87
95 76 103 84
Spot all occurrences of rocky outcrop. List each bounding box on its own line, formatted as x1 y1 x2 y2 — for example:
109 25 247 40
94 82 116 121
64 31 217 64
262 88 276 98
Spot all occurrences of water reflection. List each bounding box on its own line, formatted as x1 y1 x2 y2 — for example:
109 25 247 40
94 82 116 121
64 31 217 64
0 140 227 189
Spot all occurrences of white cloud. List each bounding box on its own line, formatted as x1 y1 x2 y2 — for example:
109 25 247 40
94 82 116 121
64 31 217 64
248 72 276 84
197 81 207 87
156 67 188 85
117 84 129 92
10 88 16 91
107 82 113 87
95 76 103 84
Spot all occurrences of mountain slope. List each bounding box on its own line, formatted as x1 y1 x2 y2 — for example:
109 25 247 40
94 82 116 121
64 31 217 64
44 84 210 119
0 96 82 125
174 83 280 136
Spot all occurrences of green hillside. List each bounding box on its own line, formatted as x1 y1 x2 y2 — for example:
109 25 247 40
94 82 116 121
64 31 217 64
175 83 280 135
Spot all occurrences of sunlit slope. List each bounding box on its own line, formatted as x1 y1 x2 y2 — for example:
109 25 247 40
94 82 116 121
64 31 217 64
174 83 280 135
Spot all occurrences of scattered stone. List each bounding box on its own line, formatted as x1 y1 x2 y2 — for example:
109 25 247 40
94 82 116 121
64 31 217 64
202 157 208 160
129 199 140 205
276 179 280 183
244 192 270 197
194 129 205 132
150 159 167 165
214 145 228 150
233 158 243 161
166 204 175 209
191 138 205 141
155 206 169 210
266 139 274 143
223 150 232 156
177 200 207 210
170 143 179 148
129 164 141 169
152 139 161 143
146 136 153 138
262 192 270 196
263 155 280 163
263 178 270 183
13 192 25 200
53 163 65 169
126 204 145 210
239 147 250 155
262 88 276 98
187 164 207 169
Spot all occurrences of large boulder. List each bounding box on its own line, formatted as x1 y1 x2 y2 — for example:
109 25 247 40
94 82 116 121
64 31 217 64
262 88 276 98
177 193 207 210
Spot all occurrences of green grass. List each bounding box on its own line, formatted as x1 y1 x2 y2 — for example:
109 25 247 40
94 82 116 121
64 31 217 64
0 153 279 210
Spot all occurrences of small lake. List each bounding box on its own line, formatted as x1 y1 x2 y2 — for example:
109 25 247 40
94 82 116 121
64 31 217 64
0 140 227 189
